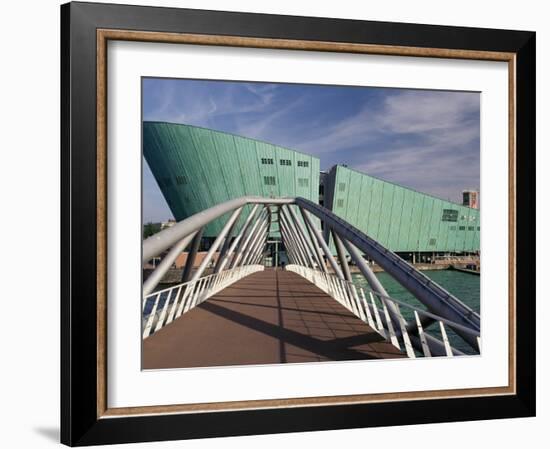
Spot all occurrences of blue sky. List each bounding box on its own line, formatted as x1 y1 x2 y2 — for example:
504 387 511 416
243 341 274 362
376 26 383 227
143 78 480 222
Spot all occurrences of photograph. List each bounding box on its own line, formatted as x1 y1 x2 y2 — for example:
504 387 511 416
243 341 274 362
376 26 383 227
141 78 481 369
56 1 536 445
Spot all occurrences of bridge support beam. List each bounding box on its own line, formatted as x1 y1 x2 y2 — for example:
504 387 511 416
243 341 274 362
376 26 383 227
237 211 269 268
242 213 270 266
191 207 243 282
279 211 307 267
281 207 316 269
217 205 259 272
332 230 352 282
143 231 197 297
214 209 242 273
181 227 204 283
300 208 345 280
280 224 299 265
286 205 326 272
230 208 266 269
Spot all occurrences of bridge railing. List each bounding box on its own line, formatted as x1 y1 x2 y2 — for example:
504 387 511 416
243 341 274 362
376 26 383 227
142 265 264 339
286 264 480 358
142 195 480 357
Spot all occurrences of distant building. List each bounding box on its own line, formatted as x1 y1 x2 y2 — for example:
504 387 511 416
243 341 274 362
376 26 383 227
462 190 479 209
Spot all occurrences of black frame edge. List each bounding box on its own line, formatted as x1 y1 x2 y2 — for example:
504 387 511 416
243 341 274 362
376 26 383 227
514 32 536 415
60 2 72 446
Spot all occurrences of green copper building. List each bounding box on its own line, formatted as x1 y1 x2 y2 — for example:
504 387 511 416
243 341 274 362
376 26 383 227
143 122 479 255
323 165 480 253
143 122 320 237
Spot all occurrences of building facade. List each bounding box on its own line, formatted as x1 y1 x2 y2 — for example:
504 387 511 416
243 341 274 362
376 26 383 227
143 122 320 237
144 122 479 255
323 165 480 254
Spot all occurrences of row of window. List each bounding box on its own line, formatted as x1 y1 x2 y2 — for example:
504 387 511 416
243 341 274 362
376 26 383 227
260 158 310 167
163 173 312 188
451 226 480 231
263 176 276 186
441 209 459 222
263 176 311 187
260 158 309 167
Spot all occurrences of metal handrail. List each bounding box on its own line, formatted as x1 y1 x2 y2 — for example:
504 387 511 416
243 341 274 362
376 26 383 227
285 264 479 358
141 196 480 356
142 265 264 339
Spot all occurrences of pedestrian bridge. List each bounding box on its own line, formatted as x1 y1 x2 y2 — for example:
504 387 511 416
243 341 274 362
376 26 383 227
142 196 481 368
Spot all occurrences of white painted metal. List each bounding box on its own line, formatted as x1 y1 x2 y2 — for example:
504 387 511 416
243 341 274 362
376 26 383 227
142 231 197 297
190 207 243 282
285 264 476 358
142 265 264 339
414 310 432 357
300 208 345 280
439 321 454 357
217 205 260 272
380 297 400 349
360 288 376 329
143 196 293 262
394 304 415 358
369 291 387 338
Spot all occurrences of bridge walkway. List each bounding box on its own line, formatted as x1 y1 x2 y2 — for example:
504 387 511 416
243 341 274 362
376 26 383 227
143 269 405 369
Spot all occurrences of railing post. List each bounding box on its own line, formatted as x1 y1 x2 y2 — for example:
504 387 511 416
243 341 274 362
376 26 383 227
414 310 432 357
359 288 376 329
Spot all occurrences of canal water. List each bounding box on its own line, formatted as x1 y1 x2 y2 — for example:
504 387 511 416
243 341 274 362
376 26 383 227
351 270 480 355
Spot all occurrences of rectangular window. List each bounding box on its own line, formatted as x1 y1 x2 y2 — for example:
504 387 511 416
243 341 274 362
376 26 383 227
298 178 309 188
477 226 480 231
279 159 292 166
297 160 309 167
261 158 273 165
468 226 475 231
459 226 466 231
263 176 276 186
429 238 436 246
338 182 346 192
441 209 458 222
175 175 187 185
336 199 344 208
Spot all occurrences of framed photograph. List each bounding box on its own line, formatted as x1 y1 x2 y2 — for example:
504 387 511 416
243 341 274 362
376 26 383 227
61 1 535 446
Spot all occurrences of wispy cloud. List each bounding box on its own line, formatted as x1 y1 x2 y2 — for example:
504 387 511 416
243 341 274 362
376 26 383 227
142 79 480 221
